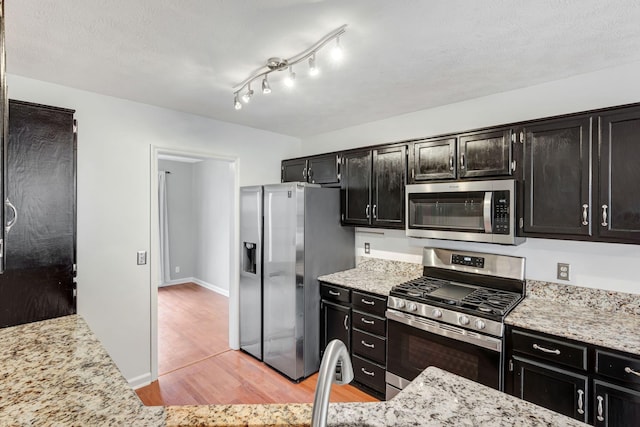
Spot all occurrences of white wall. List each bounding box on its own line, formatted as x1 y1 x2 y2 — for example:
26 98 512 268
193 158 235 294
158 159 196 282
303 61 640 295
8 74 300 386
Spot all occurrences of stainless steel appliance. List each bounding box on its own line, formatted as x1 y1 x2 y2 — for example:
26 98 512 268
239 183 355 381
405 179 524 245
385 247 525 400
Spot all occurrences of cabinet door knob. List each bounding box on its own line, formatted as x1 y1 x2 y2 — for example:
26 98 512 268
449 155 454 171
601 204 608 227
343 314 349 331
372 205 377 219
460 153 466 170
581 204 589 226
5 198 18 234
302 168 307 180
365 204 370 219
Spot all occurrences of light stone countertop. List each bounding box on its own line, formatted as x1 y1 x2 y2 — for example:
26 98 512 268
1 313 588 426
318 257 422 296
506 280 640 356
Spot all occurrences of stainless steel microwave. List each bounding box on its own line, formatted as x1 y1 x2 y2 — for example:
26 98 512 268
406 179 524 245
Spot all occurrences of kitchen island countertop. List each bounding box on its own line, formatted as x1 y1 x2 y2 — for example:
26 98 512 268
1 313 587 426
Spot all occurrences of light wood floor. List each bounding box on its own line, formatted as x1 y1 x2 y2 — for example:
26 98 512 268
136 283 378 406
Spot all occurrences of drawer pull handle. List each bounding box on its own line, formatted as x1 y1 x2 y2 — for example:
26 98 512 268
361 318 375 325
596 395 604 422
532 343 560 355
361 367 375 377
361 340 375 349
328 290 341 296
577 389 584 415
361 298 375 305
625 366 640 377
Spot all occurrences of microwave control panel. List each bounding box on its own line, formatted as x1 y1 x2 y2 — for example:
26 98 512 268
492 191 510 234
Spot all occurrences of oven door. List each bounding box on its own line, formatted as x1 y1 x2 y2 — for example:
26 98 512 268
386 309 503 392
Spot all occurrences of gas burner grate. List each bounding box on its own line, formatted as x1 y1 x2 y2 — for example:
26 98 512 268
391 277 447 298
460 288 522 316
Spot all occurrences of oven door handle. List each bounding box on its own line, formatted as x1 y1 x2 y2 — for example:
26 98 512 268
386 309 502 353
483 191 492 233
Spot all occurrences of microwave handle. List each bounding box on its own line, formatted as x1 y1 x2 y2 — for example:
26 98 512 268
483 192 493 233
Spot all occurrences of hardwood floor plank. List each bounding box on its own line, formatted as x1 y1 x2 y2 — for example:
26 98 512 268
137 283 378 406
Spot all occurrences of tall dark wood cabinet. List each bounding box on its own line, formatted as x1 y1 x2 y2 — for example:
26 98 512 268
0 100 77 327
521 116 593 237
341 150 372 226
0 0 7 272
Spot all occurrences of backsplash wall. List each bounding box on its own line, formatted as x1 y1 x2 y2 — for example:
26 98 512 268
355 229 640 295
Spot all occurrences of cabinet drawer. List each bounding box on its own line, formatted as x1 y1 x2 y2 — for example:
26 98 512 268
352 355 386 394
352 291 386 317
352 329 386 365
352 310 386 336
512 330 587 371
596 350 640 387
320 283 350 303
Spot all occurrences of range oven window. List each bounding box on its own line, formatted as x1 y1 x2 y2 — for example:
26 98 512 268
386 318 501 390
408 191 486 232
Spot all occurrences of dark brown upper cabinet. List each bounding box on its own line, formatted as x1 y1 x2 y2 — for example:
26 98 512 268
597 106 640 241
281 153 340 186
520 105 640 243
410 137 456 181
408 128 514 183
521 116 593 237
341 144 407 229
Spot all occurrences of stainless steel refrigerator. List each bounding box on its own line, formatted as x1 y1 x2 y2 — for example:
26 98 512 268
239 182 354 381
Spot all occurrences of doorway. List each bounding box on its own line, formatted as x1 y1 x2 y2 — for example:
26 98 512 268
150 146 239 381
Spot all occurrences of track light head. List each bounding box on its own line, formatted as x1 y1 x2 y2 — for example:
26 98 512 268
242 84 254 103
331 36 343 61
234 93 242 110
262 76 271 94
283 67 296 88
309 54 319 76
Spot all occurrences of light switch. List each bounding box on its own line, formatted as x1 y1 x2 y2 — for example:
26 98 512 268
137 251 147 265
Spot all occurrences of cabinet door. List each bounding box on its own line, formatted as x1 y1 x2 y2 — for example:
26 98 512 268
598 107 640 241
371 145 406 228
307 153 340 185
458 128 512 178
594 380 640 427
0 101 77 327
341 150 371 226
512 356 589 423
321 300 351 356
410 137 456 182
281 158 307 182
522 116 592 236
0 0 5 273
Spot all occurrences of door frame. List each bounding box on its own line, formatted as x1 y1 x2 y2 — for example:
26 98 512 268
149 145 240 382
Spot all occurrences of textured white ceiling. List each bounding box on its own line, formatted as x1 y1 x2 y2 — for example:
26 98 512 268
6 1 640 137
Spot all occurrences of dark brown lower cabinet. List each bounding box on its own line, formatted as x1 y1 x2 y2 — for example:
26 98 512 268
320 300 351 356
593 380 640 426
0 100 76 328
511 356 589 423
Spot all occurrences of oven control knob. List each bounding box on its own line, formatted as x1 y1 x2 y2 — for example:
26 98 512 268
407 302 418 312
475 319 486 330
432 309 442 318
396 300 406 309
459 315 470 326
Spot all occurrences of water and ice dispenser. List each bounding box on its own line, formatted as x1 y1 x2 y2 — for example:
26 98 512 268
243 242 257 274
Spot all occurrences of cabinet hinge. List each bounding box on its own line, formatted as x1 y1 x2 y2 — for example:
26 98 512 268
508 359 514 372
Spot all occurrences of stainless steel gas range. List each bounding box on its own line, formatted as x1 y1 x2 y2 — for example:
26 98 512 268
385 247 525 400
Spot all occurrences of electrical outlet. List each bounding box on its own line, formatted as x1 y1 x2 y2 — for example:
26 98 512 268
175 266 181 273
364 242 370 254
557 263 570 281
137 251 147 265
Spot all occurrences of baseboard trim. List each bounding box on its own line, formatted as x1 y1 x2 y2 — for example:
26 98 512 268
192 278 230 297
129 372 153 390
159 277 229 297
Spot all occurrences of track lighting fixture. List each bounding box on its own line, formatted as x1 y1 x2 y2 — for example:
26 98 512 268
262 75 271 94
308 54 319 76
283 66 296 87
232 24 347 110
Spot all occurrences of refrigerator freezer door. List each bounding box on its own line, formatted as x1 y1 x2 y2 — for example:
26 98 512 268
262 183 305 380
239 186 263 360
